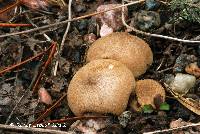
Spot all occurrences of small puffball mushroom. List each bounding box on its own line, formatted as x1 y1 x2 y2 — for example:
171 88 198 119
135 79 165 108
170 73 196 94
86 32 153 77
67 59 135 116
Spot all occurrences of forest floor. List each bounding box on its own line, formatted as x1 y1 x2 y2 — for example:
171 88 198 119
0 0 200 134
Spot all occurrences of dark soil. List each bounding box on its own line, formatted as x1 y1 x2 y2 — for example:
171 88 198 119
0 0 200 134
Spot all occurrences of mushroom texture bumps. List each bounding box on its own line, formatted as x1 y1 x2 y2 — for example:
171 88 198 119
67 59 135 116
86 32 153 77
135 79 166 108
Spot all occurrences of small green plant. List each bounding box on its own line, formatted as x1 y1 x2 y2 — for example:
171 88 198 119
170 0 200 23
142 105 154 113
159 102 170 111
142 102 170 113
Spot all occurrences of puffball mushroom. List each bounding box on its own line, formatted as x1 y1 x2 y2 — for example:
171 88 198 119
135 79 165 108
86 32 153 77
67 59 135 116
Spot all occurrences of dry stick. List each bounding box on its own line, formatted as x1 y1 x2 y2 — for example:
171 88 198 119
0 48 49 76
53 0 72 76
1 0 198 44
0 77 16 84
31 92 68 126
42 115 108 124
4 46 24 125
121 1 200 43
143 122 200 134
0 1 144 38
3 14 55 127
0 62 42 134
25 14 51 41
59 0 72 56
0 23 32 27
157 67 173 73
0 0 20 14
0 44 53 126
0 124 70 134
191 35 200 41
32 42 57 93
5 91 27 125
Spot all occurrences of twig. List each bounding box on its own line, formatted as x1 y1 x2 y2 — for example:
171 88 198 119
164 83 200 115
143 122 200 134
0 77 16 84
191 35 200 41
157 67 173 73
5 89 27 125
0 48 50 76
0 23 32 27
0 1 144 38
60 0 72 52
32 42 57 93
31 92 68 126
4 62 42 126
42 115 108 124
156 57 165 71
121 1 200 43
53 0 72 76
25 14 51 41
4 46 24 125
0 124 70 134
0 0 20 14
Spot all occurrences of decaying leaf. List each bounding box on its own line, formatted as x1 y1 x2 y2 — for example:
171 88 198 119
164 83 200 115
46 0 66 8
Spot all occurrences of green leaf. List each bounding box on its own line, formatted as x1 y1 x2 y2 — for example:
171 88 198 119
142 105 154 113
159 102 170 111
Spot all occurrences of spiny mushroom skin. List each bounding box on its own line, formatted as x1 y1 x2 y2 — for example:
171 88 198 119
86 32 153 77
135 79 165 108
67 59 135 116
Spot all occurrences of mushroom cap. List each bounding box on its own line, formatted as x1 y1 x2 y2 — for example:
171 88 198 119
67 59 135 116
86 32 153 77
135 79 165 108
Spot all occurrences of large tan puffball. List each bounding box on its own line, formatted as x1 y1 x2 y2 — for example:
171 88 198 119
86 32 153 77
67 59 135 116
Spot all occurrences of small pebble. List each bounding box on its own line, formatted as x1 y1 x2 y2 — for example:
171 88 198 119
170 73 196 94
38 87 53 105
163 74 175 85
174 54 197 73
100 23 114 37
70 118 110 133
118 111 132 128
170 118 190 128
21 0 49 10
83 33 97 44
76 19 88 31
185 62 200 77
133 10 160 31
0 97 12 106
145 0 160 10
74 3 86 13
95 4 128 35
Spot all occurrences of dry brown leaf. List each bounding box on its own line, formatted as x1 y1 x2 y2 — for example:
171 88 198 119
164 83 200 115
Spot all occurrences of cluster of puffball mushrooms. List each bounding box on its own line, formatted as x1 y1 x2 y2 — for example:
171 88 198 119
67 32 166 116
